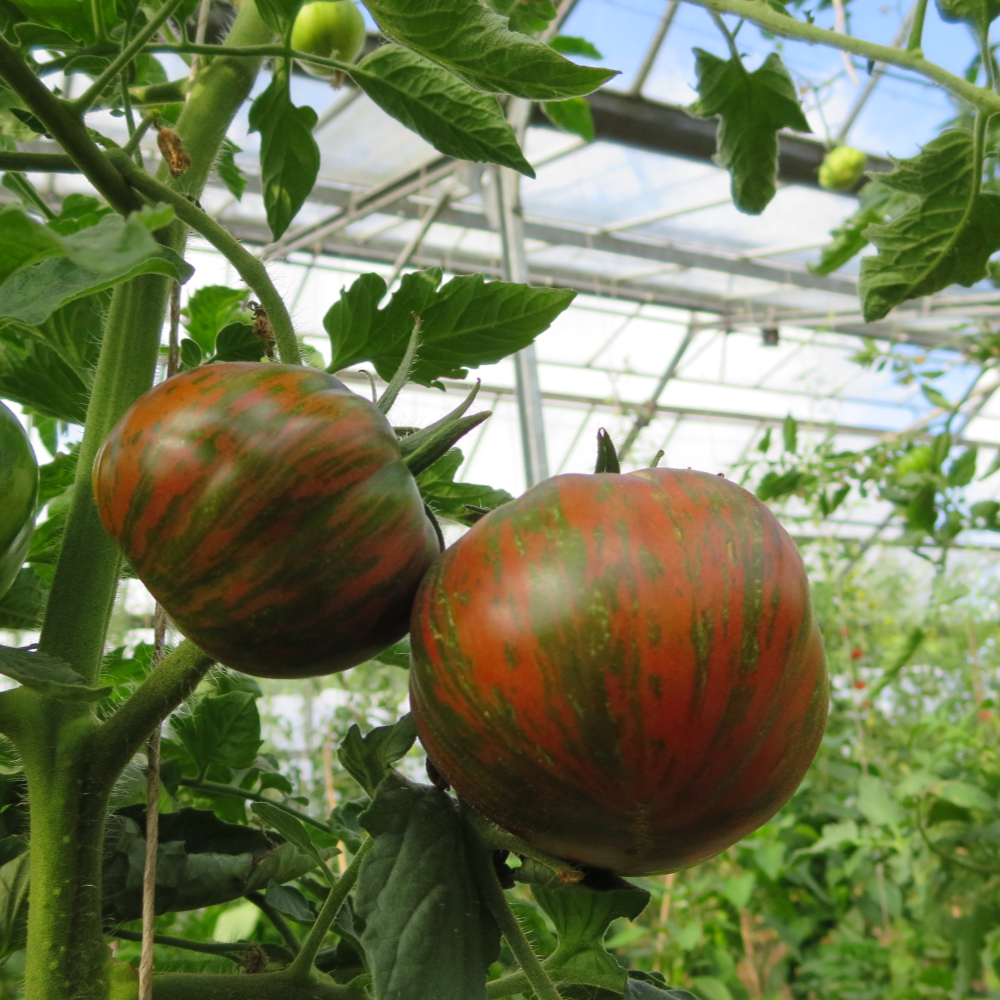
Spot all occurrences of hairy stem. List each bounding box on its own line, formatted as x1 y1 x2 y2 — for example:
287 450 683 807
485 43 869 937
709 10 740 60
0 151 78 172
0 33 141 213
107 149 302 365
110 928 287 963
464 814 565 1000
93 641 214 778
287 838 373 982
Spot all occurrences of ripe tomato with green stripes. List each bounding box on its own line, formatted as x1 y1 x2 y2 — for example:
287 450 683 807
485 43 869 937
94 362 441 679
409 468 828 876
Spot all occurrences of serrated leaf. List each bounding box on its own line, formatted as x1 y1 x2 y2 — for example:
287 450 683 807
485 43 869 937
0 205 62 285
361 0 616 100
324 270 574 386
250 802 334 882
171 691 263 776
216 138 247 201
350 45 535 175
860 129 1000 322
811 181 917 276
689 49 811 215
338 715 418 796
182 285 248 353
0 249 192 328
936 0 1000 35
534 881 650 994
541 96 595 141
265 880 316 923
248 69 320 240
0 568 47 631
354 771 500 1000
416 448 512 525
550 35 603 58
103 806 329 923
948 446 978 486
0 644 112 700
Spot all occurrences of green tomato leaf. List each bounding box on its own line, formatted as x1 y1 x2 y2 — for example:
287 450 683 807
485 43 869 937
0 206 62 285
338 715 418 797
7 0 120 42
0 847 29 965
56 204 173 275
0 568 47 631
256 0 304 37
497 0 558 33
0 248 192 329
265 880 316 923
372 637 411 668
936 0 1000 35
550 35 603 59
103 806 330 923
857 775 905 828
248 69 320 240
948 445 978 486
811 180 916 276
354 771 500 1000
533 881 650 994
0 644 112 700
212 322 263 362
416 448 513 525
921 384 951 410
215 138 247 201
0 339 90 423
182 285 248 353
250 802 335 882
860 129 1000 322
689 49 811 215
361 0 616 99
171 691 263 776
350 45 535 176
324 271 392 373
625 973 702 1000
541 96 595 141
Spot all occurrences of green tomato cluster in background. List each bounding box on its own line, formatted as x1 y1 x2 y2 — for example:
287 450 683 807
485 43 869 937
0 402 37 601
819 145 867 191
291 0 367 78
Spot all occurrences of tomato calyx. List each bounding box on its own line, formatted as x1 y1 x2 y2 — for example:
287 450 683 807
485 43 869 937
594 427 621 474
399 380 491 477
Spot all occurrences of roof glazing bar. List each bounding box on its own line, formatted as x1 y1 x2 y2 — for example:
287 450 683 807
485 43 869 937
629 0 682 97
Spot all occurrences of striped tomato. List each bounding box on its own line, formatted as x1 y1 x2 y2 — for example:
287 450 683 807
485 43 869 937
410 468 828 875
94 363 440 678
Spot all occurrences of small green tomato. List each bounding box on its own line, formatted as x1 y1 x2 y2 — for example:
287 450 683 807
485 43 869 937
818 146 867 191
291 0 366 78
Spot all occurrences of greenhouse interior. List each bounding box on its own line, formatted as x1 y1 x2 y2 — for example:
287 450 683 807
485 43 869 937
1 0 999 997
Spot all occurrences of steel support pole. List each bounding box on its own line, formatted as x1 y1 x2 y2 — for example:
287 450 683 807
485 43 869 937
493 104 550 486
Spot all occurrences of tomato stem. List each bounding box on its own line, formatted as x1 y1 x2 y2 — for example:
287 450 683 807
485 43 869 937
286 836 374 982
376 317 421 415
107 149 303 366
463 811 567 1000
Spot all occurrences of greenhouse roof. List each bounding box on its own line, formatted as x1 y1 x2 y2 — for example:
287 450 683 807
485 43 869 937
7 0 1000 550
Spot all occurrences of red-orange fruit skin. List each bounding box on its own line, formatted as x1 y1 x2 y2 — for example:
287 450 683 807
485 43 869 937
94 362 440 678
409 468 828 876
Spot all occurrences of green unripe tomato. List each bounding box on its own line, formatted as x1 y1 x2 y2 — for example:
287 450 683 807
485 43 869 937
819 145 867 191
291 0 366 78
896 445 933 477
0 401 37 601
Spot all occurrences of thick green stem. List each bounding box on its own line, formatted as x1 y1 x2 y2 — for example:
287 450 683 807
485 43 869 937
107 149 302 365
21 6 276 998
37 269 177 683
690 0 1000 114
135 972 364 1000
73 0 188 113
0 151 78 172
287 838 373 982
464 816 565 1000
109 928 291 963
0 33 141 214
